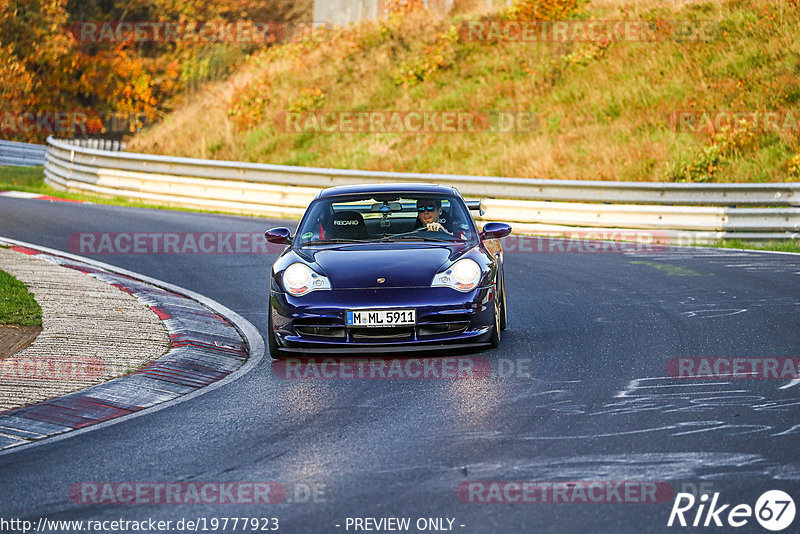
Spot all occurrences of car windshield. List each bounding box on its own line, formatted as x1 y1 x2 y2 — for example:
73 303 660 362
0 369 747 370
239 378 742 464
295 193 478 245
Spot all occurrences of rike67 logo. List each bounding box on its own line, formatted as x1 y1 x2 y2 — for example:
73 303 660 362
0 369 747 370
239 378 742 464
668 490 796 531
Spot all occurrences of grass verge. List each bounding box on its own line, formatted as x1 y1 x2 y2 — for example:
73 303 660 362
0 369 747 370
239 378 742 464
0 165 49 193
0 268 42 327
705 239 800 254
0 166 293 218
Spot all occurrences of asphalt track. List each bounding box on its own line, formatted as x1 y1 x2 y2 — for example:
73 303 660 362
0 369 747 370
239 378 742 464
0 196 798 534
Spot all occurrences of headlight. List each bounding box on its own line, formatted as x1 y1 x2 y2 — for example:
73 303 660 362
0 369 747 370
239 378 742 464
432 258 482 292
282 263 331 296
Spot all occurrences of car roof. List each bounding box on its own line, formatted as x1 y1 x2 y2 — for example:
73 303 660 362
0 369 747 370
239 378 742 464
316 183 459 199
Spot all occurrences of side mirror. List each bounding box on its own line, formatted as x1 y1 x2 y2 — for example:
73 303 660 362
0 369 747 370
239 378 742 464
265 227 292 245
480 222 512 241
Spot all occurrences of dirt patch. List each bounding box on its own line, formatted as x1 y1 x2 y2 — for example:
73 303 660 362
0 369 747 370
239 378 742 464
0 325 42 359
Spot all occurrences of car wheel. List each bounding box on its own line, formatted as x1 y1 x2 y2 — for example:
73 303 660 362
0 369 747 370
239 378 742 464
499 268 508 331
489 287 501 349
267 302 284 360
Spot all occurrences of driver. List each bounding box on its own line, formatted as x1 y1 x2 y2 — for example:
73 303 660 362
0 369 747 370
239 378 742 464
416 198 450 233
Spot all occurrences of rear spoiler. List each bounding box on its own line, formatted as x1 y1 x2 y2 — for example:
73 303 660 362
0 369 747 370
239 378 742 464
465 199 484 216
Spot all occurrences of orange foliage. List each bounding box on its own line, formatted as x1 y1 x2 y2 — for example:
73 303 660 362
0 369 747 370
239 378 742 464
0 0 308 141
506 0 586 21
228 78 272 131
382 0 426 15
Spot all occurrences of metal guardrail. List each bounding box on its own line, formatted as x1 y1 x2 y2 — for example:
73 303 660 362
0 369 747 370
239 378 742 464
1 139 124 167
65 138 126 151
0 140 47 167
43 136 800 242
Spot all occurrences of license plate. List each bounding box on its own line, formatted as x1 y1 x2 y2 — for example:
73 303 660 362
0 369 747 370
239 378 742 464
347 309 416 327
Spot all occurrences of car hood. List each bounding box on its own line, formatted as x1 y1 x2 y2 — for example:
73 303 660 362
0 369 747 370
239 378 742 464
305 243 469 289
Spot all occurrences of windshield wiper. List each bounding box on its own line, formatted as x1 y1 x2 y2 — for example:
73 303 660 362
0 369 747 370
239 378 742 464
379 234 448 242
300 239 365 246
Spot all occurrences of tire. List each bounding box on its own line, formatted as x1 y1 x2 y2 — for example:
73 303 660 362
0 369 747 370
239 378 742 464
267 303 284 360
489 287 501 349
499 267 508 331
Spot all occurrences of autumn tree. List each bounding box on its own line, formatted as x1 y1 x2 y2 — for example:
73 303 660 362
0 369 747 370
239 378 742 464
1 0 312 142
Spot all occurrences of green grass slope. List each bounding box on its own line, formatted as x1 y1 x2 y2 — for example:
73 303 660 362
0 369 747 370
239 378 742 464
130 0 800 182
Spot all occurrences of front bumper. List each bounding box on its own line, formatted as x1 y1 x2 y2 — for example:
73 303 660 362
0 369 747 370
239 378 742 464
270 286 496 353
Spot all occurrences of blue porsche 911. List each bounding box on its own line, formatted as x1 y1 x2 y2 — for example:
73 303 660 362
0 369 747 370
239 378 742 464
264 183 511 358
